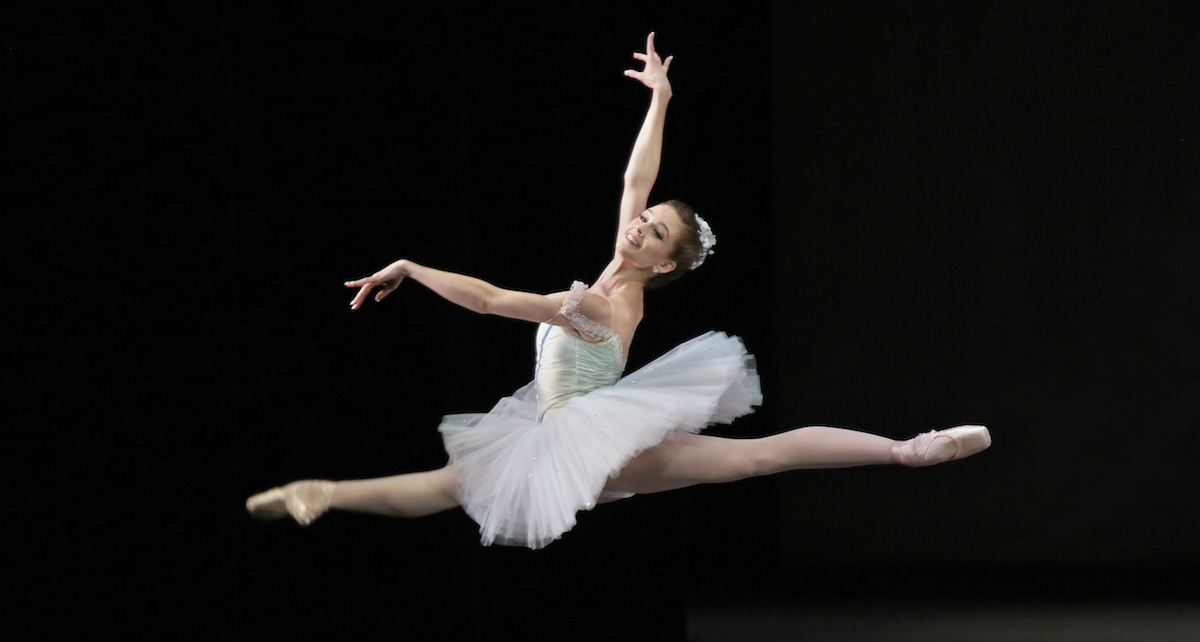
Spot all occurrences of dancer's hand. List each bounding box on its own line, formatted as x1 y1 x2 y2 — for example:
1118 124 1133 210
624 32 673 95
345 259 411 310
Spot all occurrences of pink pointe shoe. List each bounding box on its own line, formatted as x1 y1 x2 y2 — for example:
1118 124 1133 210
892 425 991 467
246 480 336 526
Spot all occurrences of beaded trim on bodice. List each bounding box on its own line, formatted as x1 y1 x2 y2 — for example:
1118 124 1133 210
559 281 625 366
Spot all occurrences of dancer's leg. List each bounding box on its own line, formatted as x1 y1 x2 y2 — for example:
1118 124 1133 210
330 465 461 518
606 428 888 494
247 465 461 524
606 425 987 495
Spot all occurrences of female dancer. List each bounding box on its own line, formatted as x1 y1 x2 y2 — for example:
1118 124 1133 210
246 33 990 549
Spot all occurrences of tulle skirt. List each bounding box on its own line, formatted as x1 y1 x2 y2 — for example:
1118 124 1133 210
438 331 762 549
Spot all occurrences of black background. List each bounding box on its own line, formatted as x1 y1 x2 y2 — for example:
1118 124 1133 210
7 1 1196 639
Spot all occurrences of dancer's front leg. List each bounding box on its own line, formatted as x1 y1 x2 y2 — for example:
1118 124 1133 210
605 425 990 495
605 429 890 494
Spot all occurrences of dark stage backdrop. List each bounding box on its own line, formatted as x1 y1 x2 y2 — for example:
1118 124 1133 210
771 1 1198 575
8 1 1195 640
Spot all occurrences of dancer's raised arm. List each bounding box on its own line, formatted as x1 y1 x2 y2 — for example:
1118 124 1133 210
619 32 674 231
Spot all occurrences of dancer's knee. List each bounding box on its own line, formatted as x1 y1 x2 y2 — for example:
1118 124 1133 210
732 447 779 481
733 434 809 480
707 440 776 483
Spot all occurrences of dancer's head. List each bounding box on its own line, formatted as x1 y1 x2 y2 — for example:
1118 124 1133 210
617 199 715 289
644 200 713 289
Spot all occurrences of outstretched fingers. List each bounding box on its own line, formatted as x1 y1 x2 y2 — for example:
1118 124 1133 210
626 51 648 81
347 282 373 310
624 32 672 90
345 277 386 310
373 281 399 302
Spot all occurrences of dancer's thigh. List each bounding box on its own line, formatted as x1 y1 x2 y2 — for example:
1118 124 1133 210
604 433 764 495
430 464 461 502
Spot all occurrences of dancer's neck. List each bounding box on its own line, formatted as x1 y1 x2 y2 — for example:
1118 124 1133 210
593 256 648 307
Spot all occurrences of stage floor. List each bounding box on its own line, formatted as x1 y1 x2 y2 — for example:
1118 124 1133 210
689 602 1200 642
686 571 1199 642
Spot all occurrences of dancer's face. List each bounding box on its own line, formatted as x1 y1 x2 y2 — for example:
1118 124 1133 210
618 203 683 274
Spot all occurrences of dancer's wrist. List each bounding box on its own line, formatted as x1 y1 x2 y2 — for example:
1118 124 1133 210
392 259 416 277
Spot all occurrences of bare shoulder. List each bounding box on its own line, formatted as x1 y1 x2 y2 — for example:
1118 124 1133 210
601 287 644 339
605 289 640 321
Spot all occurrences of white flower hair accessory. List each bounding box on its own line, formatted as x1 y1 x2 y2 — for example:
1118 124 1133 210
690 213 716 270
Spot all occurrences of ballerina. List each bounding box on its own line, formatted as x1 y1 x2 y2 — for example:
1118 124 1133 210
246 33 990 549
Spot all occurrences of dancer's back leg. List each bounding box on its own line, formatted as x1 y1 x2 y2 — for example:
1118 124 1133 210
247 465 462 525
330 465 461 518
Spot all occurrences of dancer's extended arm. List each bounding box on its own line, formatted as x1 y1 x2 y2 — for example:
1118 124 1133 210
345 259 609 326
618 32 673 231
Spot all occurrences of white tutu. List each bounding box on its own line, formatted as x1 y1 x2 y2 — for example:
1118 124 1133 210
438 331 762 549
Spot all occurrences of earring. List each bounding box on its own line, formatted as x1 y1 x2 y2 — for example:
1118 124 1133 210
652 267 660 274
